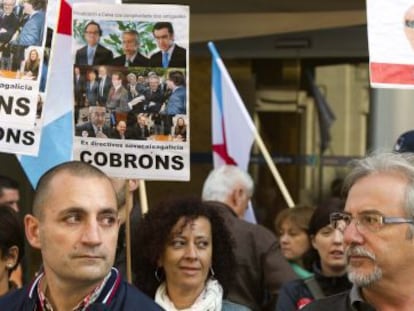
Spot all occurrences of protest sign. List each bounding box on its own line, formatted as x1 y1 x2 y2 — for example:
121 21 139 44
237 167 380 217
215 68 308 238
72 3 190 180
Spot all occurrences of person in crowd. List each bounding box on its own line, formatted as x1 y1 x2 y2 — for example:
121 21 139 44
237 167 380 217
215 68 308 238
0 176 23 289
150 22 186 68
0 205 24 297
10 0 46 70
74 66 85 106
74 66 85 124
405 5 414 51
0 161 163 310
143 73 164 113
150 112 172 136
110 120 129 140
75 106 110 138
110 178 140 279
133 196 250 310
173 116 186 141
163 70 186 115
126 72 145 100
202 165 296 311
13 0 24 20
0 0 19 70
85 69 99 106
394 129 414 152
274 205 314 279
106 71 129 113
75 21 113 65
111 30 148 67
128 113 150 140
36 93 43 119
129 74 164 114
276 200 351 311
22 48 39 79
303 152 414 311
0 175 20 212
97 65 112 106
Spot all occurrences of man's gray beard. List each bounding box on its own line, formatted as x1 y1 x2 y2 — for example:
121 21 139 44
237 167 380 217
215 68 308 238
347 246 383 287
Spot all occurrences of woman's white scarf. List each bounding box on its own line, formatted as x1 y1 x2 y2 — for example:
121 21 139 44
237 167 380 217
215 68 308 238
155 279 223 311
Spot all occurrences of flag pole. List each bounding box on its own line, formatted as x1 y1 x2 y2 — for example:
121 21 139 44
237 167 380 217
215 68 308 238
254 132 295 208
139 180 148 214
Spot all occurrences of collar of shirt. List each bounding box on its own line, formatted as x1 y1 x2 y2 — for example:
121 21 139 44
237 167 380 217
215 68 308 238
36 271 112 311
29 10 38 18
87 45 97 53
349 285 376 311
165 44 175 56
126 52 138 63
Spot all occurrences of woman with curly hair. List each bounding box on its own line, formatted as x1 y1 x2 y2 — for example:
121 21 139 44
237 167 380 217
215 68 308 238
133 197 250 310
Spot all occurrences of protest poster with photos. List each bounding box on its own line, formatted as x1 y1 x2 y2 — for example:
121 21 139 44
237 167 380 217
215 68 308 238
0 0 50 155
368 0 414 88
72 3 190 180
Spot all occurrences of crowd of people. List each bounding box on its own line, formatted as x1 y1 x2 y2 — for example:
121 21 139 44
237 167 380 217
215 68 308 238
2 140 414 310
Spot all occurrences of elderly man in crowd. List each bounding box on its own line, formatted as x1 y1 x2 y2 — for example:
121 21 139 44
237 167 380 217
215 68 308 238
202 165 296 311
303 152 414 311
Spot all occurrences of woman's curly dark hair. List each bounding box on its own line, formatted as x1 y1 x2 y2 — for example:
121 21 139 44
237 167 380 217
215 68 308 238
132 196 236 298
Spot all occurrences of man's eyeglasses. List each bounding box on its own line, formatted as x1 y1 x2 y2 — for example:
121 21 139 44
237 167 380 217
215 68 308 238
405 20 414 28
330 211 414 233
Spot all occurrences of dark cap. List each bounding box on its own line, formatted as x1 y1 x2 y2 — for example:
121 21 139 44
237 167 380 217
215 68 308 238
308 198 344 236
394 130 414 153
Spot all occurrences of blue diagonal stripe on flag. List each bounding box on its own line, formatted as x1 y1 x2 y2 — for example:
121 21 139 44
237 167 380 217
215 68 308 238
19 0 73 187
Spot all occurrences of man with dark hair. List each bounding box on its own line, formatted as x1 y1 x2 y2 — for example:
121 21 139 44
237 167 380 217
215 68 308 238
75 21 113 66
106 72 129 128
0 175 20 212
149 22 186 68
0 161 162 310
163 70 186 115
111 30 148 67
97 65 112 105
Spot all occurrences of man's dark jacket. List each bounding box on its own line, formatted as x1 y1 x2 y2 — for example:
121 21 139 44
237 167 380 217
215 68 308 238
0 268 163 310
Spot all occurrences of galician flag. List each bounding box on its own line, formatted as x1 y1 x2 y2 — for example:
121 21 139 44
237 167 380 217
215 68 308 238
19 0 73 187
208 41 257 222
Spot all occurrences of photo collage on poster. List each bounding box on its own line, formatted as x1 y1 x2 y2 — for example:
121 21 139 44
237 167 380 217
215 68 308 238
72 3 190 180
0 0 50 154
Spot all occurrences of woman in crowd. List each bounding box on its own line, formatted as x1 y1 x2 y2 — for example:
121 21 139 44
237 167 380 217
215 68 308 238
133 197 250 310
0 204 25 297
276 199 351 311
274 205 314 279
23 49 40 79
173 117 187 141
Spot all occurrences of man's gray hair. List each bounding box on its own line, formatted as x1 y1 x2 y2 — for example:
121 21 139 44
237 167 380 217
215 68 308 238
202 165 254 202
344 152 414 236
